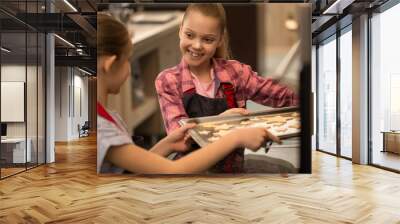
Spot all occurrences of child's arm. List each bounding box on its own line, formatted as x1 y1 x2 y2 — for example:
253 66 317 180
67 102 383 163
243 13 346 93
149 124 195 157
238 63 299 107
149 141 174 157
106 127 279 174
106 135 238 174
155 76 188 134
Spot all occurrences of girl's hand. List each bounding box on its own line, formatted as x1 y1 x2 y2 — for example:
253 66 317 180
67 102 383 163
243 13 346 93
164 123 196 153
229 128 281 151
219 108 250 116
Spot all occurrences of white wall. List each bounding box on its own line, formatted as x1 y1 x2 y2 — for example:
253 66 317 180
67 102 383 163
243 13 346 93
1 65 26 81
54 67 89 141
76 71 89 138
55 66 69 141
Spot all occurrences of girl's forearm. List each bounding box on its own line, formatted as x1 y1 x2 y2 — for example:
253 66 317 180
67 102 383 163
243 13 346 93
107 133 241 174
170 133 241 173
149 139 173 157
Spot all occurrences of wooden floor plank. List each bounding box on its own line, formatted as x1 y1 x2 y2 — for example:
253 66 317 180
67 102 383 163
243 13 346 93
0 134 399 223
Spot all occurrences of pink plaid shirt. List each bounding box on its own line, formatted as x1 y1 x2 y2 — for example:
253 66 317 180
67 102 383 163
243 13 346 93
155 58 299 133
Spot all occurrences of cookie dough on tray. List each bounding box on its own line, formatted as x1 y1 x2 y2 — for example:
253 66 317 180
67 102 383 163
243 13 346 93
186 109 301 146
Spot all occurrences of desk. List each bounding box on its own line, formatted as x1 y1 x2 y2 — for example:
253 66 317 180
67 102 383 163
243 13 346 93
382 131 400 154
1 138 31 163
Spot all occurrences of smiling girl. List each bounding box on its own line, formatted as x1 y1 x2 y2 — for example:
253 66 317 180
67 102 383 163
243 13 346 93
155 4 298 173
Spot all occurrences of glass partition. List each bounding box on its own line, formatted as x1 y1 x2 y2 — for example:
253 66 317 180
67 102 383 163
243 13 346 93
0 1 46 179
339 28 352 158
1 29 28 178
38 32 45 165
27 31 38 169
370 3 400 171
317 36 337 155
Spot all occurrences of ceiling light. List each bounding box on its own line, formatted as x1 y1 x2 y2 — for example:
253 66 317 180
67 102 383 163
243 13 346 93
76 48 86 55
77 67 93 76
54 34 75 48
75 43 84 48
63 0 78 12
285 15 298 31
323 0 355 15
1 47 11 53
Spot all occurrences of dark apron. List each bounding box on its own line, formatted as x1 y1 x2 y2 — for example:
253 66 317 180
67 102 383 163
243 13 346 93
175 83 244 173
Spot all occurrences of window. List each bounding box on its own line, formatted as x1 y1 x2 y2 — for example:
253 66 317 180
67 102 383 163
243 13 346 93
317 36 337 154
339 28 352 158
370 2 400 171
389 74 400 130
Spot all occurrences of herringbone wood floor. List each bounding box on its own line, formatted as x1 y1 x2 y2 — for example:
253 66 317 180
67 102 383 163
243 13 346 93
1 135 399 223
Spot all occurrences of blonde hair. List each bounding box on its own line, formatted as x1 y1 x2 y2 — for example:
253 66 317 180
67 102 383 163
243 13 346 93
183 3 232 60
97 13 133 59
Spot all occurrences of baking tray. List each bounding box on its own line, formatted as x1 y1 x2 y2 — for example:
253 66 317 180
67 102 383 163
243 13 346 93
179 106 300 147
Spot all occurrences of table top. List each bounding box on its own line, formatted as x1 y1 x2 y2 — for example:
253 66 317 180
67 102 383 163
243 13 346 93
381 131 400 134
1 137 29 143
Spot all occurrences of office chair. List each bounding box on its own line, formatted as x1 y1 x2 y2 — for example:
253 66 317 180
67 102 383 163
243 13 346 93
79 121 90 138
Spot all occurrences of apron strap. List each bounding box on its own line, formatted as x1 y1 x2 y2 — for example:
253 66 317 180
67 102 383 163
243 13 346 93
183 87 196 95
221 82 237 109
